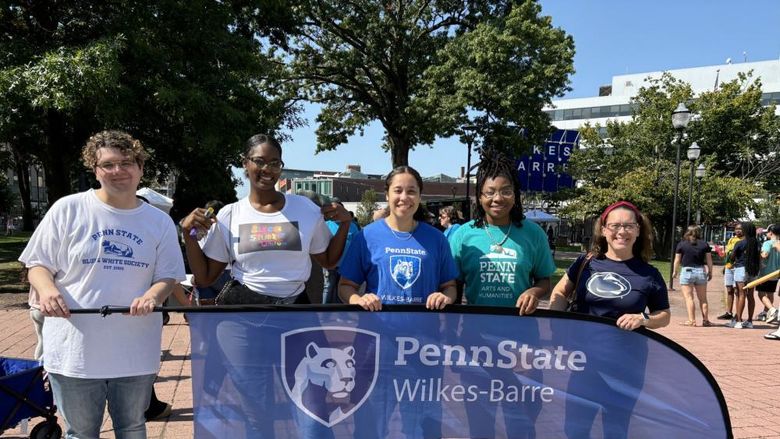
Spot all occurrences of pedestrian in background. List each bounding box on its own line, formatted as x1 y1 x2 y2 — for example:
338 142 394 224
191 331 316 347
717 224 743 320
727 222 761 328
673 225 714 326
758 224 780 325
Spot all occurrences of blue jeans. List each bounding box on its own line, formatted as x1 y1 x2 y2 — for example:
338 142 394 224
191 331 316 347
679 266 707 285
323 269 343 303
48 372 156 439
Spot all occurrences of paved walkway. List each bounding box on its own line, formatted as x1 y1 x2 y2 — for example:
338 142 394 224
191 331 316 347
2 262 779 438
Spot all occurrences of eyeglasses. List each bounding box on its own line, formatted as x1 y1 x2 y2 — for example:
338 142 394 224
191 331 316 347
480 188 515 199
247 156 284 171
605 222 639 232
96 160 137 172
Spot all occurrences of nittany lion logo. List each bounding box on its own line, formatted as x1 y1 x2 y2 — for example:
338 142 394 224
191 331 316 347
102 240 133 258
282 327 380 427
586 272 632 299
389 255 421 289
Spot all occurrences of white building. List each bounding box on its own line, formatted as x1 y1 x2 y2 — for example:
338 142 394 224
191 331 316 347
545 59 780 131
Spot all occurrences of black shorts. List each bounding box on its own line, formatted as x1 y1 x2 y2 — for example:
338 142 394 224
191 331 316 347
757 280 779 293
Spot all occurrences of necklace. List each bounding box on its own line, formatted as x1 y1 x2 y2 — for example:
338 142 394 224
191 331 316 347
388 221 417 241
484 223 513 253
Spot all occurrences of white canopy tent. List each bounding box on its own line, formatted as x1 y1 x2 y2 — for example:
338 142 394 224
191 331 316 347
136 187 173 214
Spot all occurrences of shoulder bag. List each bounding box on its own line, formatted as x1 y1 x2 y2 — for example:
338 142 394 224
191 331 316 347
566 253 593 312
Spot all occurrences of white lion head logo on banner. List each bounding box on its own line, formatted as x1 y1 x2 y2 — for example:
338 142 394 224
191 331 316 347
291 343 356 403
282 327 380 427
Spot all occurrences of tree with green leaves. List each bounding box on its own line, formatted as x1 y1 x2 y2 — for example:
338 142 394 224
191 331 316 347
562 73 774 257
356 189 378 227
284 0 574 167
0 1 297 225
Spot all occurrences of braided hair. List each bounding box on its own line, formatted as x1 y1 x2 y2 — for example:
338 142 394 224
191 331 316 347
473 148 525 228
741 222 761 277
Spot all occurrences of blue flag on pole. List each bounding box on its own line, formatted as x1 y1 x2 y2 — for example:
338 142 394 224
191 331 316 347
188 307 730 438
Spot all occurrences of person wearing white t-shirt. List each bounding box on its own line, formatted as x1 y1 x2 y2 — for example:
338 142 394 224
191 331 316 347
180 133 351 301
179 134 350 436
19 130 185 439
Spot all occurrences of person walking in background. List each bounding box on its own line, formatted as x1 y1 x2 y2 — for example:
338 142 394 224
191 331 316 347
727 222 761 328
673 225 714 326
758 224 780 325
19 130 185 438
718 224 743 320
438 205 462 241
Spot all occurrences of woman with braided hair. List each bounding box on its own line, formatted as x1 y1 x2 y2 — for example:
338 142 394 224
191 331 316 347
449 147 556 311
448 148 555 438
727 221 762 328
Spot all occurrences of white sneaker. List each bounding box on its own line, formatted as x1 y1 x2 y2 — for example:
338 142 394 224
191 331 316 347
766 308 778 324
733 321 743 329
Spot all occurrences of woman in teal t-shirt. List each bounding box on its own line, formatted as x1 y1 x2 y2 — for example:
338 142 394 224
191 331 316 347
448 148 555 439
449 148 556 311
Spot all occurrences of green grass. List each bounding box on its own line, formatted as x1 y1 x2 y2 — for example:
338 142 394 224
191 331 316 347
0 232 32 293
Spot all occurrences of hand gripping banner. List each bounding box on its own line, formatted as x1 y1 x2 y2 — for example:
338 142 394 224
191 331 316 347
187 306 731 438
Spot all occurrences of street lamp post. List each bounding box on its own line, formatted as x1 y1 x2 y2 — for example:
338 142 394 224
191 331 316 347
669 102 692 289
685 142 700 227
462 125 478 220
695 164 705 224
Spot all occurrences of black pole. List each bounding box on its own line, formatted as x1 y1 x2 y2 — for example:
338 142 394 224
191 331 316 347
669 132 683 290
686 160 695 227
465 139 472 220
696 176 702 224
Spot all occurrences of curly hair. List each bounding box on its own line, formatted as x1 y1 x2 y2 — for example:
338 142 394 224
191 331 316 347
473 148 525 228
81 130 149 169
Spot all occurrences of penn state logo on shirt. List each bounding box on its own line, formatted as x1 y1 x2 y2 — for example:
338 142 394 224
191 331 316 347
281 327 380 427
102 240 134 258
390 255 421 289
586 272 632 298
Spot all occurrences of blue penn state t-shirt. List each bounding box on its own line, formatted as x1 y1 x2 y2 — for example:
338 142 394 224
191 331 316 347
339 219 459 304
566 255 669 319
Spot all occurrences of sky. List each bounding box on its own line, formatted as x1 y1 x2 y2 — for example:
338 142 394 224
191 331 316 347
237 1 780 197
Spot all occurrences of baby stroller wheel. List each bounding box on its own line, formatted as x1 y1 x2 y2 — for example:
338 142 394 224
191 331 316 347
29 420 62 439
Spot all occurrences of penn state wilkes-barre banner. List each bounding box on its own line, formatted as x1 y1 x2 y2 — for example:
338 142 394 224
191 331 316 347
188 307 730 439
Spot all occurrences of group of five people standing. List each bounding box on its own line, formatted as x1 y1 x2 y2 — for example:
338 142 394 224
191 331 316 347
22 131 670 438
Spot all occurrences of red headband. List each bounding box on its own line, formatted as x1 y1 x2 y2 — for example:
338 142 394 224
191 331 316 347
600 201 642 223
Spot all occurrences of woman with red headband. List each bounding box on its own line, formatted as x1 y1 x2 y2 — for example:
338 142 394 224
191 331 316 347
549 201 670 437
550 201 670 328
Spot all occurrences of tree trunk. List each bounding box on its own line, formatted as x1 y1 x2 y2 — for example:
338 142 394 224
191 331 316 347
12 148 34 231
43 110 73 203
388 132 410 169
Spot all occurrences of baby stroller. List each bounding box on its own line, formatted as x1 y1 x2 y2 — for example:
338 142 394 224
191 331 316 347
0 357 61 438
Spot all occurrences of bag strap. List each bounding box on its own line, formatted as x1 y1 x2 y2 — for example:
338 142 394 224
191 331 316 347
567 253 593 308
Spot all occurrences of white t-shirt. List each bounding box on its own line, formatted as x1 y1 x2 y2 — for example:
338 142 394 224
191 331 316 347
201 194 331 297
19 190 186 378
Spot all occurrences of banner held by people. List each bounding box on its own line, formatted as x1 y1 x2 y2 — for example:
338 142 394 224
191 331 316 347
186 306 730 438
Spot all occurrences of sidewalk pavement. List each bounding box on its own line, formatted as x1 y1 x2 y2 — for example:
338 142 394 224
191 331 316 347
2 262 780 438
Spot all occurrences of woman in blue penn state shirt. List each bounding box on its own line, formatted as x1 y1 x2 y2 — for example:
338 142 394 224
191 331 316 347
338 166 458 309
549 200 670 438
338 166 458 438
